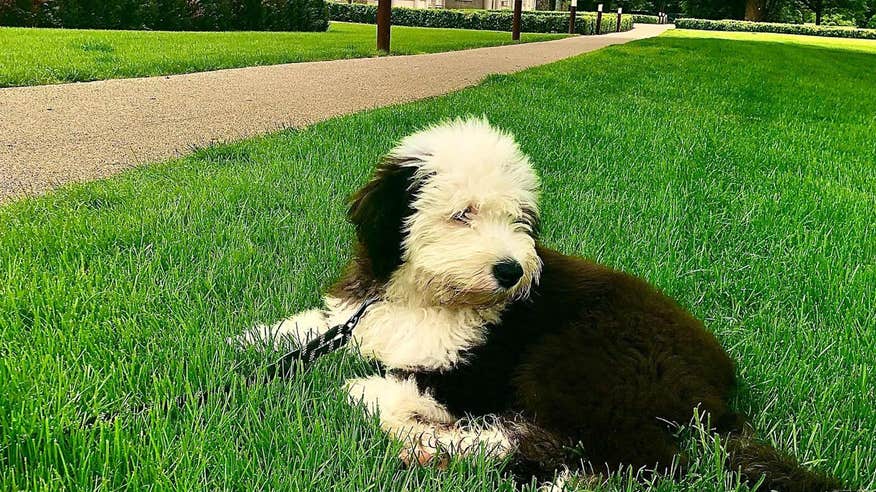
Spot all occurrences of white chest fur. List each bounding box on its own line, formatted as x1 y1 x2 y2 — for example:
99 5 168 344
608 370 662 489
325 296 500 371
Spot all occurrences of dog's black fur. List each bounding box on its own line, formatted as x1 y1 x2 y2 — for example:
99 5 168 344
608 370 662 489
333 158 843 492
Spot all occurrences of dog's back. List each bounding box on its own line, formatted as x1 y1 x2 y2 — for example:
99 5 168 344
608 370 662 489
513 244 738 471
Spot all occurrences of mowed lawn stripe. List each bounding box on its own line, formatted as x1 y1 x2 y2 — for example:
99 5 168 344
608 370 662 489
0 32 874 490
0 22 567 87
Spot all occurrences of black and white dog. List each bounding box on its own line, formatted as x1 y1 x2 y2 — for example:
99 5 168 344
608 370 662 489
234 118 841 491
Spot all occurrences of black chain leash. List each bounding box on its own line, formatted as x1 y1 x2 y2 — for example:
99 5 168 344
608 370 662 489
260 297 379 381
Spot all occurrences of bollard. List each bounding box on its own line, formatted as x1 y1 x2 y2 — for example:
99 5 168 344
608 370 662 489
595 3 603 34
376 0 391 52
616 7 622 32
568 0 577 34
512 0 522 40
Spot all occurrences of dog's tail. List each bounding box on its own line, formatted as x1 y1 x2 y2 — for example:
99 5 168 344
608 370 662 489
721 421 843 492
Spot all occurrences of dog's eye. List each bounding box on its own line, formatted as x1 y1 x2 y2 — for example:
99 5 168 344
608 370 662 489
452 207 474 224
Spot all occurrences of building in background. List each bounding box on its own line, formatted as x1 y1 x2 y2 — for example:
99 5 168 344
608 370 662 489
377 0 444 7
444 0 536 9
357 0 537 11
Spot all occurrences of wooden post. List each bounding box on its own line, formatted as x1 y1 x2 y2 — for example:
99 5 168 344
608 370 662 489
568 0 577 34
615 7 622 32
377 0 391 53
595 3 603 34
512 0 522 41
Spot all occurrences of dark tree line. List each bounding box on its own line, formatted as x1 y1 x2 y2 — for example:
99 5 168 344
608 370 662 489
581 0 875 26
0 0 331 30
690 0 874 24
533 0 874 25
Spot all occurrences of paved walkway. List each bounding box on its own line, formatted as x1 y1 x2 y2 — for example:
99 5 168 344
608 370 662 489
0 24 671 202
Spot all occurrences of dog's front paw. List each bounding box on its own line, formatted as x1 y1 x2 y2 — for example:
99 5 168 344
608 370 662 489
344 377 382 413
399 439 449 470
227 309 329 351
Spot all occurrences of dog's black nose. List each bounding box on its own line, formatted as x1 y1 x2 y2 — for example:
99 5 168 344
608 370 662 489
493 259 524 289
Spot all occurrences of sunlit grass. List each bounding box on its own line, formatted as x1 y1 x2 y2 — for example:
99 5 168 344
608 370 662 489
0 31 873 490
0 21 566 87
667 28 876 53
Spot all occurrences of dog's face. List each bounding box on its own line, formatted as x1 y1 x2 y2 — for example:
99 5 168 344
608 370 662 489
348 118 541 306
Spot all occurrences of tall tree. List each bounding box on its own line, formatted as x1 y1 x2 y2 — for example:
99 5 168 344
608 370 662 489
796 0 826 23
794 0 861 23
682 0 745 18
745 0 786 20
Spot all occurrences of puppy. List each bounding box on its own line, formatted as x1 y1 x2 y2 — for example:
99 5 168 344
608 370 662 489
235 117 841 491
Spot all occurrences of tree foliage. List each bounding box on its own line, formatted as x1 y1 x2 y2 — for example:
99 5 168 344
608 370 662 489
0 0 330 30
681 0 745 18
679 0 873 23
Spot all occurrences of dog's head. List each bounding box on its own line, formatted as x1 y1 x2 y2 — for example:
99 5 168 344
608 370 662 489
348 117 541 306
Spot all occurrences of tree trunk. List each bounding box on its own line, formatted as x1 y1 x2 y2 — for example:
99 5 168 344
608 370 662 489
815 8 822 24
745 0 765 21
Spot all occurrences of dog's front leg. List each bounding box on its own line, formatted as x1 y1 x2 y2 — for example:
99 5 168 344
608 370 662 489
345 375 514 467
230 295 360 350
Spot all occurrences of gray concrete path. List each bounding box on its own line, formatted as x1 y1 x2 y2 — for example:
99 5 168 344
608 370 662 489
0 24 671 202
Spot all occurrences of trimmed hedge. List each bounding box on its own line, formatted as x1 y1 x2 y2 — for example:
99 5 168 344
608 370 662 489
327 3 632 34
676 18 876 40
0 0 330 31
631 14 660 24
524 9 656 25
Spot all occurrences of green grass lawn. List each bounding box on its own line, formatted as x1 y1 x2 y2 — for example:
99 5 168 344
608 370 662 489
669 27 876 54
1 31 874 491
0 22 566 88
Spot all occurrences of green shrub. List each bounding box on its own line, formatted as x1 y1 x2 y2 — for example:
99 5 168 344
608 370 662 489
0 0 33 26
0 0 330 30
821 13 857 27
190 0 236 30
261 0 329 31
675 18 876 39
868 15 876 29
631 14 660 24
138 0 194 30
327 3 632 34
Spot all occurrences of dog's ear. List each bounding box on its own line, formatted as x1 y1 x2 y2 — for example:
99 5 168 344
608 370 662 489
347 158 420 281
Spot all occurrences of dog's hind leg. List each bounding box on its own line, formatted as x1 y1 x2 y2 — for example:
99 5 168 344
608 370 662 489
345 374 515 466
